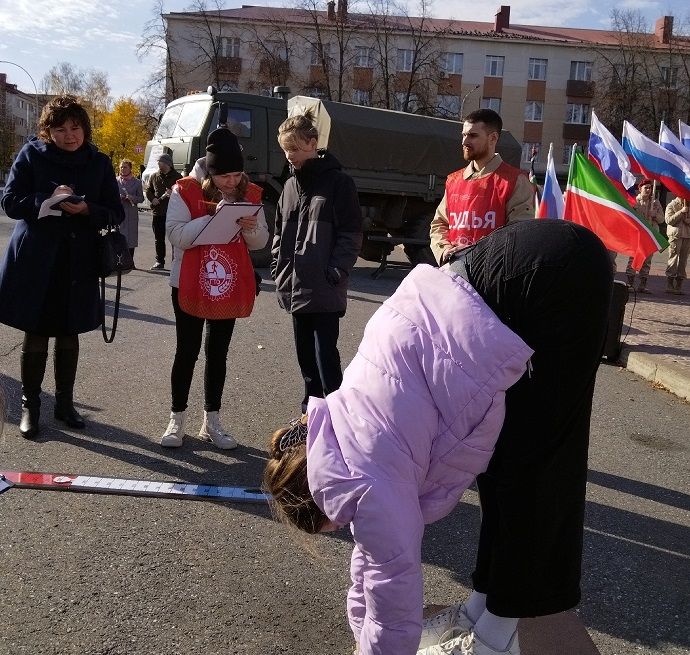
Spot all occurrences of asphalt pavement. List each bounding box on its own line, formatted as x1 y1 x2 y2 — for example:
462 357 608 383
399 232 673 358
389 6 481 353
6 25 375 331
0 210 688 655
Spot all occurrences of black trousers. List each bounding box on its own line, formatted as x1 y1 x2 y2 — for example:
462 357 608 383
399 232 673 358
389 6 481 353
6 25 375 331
152 215 167 264
457 220 613 617
170 288 236 413
292 312 343 413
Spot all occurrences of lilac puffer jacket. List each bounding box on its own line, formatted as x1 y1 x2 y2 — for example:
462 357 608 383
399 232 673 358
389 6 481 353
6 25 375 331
306 264 533 655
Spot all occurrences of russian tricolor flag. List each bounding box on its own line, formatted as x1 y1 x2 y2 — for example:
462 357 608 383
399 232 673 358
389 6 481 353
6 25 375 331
588 111 636 204
623 121 690 200
536 143 564 219
659 122 690 162
680 120 690 150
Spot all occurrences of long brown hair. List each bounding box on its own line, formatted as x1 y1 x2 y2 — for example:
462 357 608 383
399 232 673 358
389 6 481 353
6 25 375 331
262 425 328 534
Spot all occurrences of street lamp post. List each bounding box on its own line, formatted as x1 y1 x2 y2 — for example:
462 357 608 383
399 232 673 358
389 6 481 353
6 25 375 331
0 60 40 131
460 84 481 120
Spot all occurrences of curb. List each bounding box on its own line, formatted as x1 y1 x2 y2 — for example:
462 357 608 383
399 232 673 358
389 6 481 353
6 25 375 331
619 346 690 402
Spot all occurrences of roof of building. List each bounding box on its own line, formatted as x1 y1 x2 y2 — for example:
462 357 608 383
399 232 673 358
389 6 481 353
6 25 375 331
165 5 690 50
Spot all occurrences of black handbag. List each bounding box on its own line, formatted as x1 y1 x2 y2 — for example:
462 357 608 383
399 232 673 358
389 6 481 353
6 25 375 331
98 225 133 343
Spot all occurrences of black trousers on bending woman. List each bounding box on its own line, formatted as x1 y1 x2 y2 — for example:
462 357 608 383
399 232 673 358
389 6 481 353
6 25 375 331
452 220 613 618
170 287 236 413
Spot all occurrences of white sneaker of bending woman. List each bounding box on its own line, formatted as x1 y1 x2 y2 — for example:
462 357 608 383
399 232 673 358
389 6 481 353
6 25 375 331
419 604 474 649
161 411 186 447
199 411 238 449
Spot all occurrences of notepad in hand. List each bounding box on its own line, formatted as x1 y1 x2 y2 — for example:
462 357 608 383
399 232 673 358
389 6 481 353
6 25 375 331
191 203 264 246
38 193 86 218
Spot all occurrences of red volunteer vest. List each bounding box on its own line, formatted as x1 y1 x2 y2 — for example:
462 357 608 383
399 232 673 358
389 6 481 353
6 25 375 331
175 177 263 319
446 162 522 248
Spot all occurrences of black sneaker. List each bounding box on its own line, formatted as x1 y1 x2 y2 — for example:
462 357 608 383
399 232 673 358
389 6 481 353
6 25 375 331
150 262 165 270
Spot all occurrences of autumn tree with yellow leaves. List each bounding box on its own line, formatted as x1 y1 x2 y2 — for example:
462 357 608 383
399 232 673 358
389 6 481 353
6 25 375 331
93 99 152 172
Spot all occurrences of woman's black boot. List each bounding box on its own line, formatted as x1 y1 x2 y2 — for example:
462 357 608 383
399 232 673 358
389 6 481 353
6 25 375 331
19 351 48 439
53 347 85 429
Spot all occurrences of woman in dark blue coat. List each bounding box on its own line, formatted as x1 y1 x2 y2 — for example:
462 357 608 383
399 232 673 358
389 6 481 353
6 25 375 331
0 95 123 438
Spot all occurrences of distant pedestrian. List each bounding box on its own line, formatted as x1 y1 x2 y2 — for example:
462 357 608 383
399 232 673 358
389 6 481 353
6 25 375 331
271 110 362 416
625 179 664 293
145 153 181 270
664 196 690 294
0 95 124 439
116 159 144 268
430 108 533 265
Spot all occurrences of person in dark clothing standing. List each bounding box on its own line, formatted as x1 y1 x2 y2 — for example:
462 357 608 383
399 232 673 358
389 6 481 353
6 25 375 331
0 95 124 438
271 110 363 415
145 153 181 270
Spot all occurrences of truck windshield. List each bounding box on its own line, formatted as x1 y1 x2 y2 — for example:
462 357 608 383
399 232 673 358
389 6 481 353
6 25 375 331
155 100 211 139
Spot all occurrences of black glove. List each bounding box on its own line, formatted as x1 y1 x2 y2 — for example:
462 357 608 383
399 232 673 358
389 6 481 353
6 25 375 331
326 266 344 286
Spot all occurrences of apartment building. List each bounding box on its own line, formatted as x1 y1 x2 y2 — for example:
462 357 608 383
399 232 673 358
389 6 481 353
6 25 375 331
164 4 687 175
0 73 43 182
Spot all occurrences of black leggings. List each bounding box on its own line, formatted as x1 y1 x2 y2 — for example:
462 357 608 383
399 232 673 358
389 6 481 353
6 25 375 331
456 220 613 617
23 333 78 354
170 287 235 413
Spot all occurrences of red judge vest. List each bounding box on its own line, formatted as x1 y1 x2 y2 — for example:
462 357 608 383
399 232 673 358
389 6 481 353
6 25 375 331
446 162 522 248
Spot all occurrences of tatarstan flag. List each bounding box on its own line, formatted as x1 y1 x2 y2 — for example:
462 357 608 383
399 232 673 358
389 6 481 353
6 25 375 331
564 151 668 270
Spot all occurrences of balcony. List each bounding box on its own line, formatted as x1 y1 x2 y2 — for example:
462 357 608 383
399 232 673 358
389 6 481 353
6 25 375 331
216 56 242 76
566 79 595 98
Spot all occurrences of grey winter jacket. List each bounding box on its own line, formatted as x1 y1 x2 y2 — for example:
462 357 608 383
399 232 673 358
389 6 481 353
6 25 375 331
271 151 362 314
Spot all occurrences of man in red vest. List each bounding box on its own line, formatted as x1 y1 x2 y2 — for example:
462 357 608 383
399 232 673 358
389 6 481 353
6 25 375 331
430 109 534 265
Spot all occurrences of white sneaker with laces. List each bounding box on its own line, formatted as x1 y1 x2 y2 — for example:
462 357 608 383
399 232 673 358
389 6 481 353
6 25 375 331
161 411 186 447
419 604 474 649
459 630 520 655
417 629 467 655
199 411 238 449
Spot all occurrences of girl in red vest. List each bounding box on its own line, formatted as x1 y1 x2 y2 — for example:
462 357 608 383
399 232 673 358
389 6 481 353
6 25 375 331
160 129 268 449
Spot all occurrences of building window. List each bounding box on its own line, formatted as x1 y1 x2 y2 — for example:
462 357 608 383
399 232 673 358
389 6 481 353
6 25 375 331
566 102 590 124
570 60 592 81
528 58 547 81
485 55 504 77
562 143 575 165
355 46 374 68
394 93 418 112
218 36 240 58
266 40 288 61
352 89 371 106
438 94 460 116
524 101 543 121
481 97 501 113
441 52 463 75
661 66 678 88
305 86 328 99
311 42 331 66
397 49 414 72
522 143 541 164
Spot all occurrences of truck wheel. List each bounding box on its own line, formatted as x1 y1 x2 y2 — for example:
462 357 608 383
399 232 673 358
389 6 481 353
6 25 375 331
404 244 437 267
360 234 393 263
250 201 276 268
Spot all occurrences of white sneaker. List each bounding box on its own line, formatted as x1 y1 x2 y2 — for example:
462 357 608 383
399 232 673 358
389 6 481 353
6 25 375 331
417 629 467 655
459 630 520 655
419 604 474 649
199 411 238 449
161 411 186 447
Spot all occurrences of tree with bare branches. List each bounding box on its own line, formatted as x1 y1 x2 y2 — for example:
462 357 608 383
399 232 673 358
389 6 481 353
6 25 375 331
137 0 181 109
593 9 690 137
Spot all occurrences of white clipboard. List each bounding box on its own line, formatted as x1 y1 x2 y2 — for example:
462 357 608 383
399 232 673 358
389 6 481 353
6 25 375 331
190 203 264 246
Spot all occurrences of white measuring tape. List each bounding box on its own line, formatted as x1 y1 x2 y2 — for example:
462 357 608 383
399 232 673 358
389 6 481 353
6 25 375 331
0 471 268 503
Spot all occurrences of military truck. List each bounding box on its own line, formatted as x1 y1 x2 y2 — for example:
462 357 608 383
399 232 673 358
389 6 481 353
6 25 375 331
143 89 522 270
